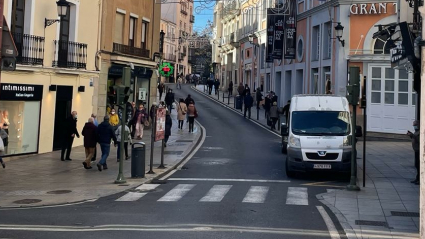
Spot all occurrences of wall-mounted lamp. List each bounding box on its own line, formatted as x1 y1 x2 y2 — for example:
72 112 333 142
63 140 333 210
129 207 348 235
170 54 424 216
45 0 70 28
334 22 345 47
49 85 57 91
78 86 85 92
248 34 260 46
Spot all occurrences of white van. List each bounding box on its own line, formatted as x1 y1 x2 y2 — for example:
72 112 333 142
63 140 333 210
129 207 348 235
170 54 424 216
281 95 361 177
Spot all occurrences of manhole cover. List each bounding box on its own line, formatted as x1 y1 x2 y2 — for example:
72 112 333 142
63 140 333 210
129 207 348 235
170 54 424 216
13 199 42 204
47 190 72 194
391 211 420 217
355 220 389 228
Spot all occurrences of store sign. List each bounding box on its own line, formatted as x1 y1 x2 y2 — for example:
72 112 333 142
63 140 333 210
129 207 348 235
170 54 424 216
390 41 405 64
138 88 147 101
350 3 397 15
155 107 166 141
0 83 43 101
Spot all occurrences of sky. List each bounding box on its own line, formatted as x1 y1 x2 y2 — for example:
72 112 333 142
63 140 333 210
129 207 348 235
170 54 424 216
193 1 214 32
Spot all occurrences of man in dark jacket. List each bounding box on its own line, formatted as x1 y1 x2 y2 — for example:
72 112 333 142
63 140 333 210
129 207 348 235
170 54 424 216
207 79 214 95
61 111 79 161
271 91 278 104
228 81 233 96
244 92 254 119
214 79 220 95
158 83 165 100
185 94 195 106
256 87 263 109
165 89 175 113
82 117 97 169
164 110 172 147
96 115 117 171
408 120 420 185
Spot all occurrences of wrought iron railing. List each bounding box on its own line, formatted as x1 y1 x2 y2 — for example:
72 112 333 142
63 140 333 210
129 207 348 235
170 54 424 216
52 40 87 69
112 43 150 58
164 53 176 61
12 32 45 65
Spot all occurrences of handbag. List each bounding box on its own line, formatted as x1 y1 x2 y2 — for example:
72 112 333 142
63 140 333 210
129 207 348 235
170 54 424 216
0 137 4 152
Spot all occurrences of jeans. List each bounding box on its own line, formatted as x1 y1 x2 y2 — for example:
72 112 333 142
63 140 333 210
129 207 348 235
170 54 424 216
99 143 111 165
244 106 251 118
271 117 278 130
167 104 172 113
178 120 184 129
188 117 195 132
117 142 129 160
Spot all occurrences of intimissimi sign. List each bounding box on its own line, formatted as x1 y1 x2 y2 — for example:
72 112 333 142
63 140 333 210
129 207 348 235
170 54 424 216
0 83 43 101
350 3 397 15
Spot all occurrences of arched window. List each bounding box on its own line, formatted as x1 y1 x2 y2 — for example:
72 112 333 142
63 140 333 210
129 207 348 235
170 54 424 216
373 34 392 54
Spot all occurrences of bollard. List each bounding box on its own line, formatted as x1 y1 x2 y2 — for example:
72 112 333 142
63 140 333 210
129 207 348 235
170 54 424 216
222 93 224 102
228 95 230 105
257 108 259 120
278 117 281 131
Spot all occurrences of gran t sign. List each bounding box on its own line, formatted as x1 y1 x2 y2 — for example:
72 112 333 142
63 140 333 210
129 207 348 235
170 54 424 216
350 3 397 15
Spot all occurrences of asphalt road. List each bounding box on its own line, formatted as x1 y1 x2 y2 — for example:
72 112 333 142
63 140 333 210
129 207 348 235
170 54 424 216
0 84 348 239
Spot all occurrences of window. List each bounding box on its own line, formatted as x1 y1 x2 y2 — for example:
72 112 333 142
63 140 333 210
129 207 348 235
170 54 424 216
323 22 331 59
11 0 25 35
141 21 148 49
261 44 265 69
311 68 319 94
114 13 124 44
371 67 381 103
311 26 320 61
262 0 267 20
297 37 304 61
129 17 136 46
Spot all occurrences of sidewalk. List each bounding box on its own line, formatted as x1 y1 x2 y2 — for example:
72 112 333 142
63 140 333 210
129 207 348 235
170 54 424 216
0 108 202 208
193 85 419 239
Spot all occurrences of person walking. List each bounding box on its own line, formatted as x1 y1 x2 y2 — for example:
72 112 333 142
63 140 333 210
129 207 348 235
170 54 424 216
164 110 172 147
165 89 175 113
90 113 99 162
187 102 197 133
96 115 117 171
82 117 97 169
132 104 148 140
408 120 420 185
264 93 272 119
271 91 278 105
237 82 244 96
177 98 188 130
270 102 279 130
158 82 165 100
244 92 254 118
185 94 195 106
149 102 157 123
61 111 79 161
0 128 7 168
214 79 220 95
115 124 132 162
228 81 234 96
109 108 119 131
177 76 182 89
282 100 291 124
256 87 263 109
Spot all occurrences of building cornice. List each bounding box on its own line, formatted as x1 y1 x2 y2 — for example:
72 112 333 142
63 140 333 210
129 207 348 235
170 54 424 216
348 54 390 62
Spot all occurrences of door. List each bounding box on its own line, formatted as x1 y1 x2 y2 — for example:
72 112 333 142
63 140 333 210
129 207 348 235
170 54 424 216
53 86 73 150
58 6 70 67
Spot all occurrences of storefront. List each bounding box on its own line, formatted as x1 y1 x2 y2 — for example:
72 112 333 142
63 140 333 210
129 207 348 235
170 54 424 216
0 83 43 156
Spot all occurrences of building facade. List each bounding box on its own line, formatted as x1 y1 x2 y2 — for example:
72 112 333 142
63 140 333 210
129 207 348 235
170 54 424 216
0 0 100 156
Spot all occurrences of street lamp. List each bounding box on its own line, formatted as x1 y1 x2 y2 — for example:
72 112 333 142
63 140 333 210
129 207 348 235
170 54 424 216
159 30 165 55
248 34 259 46
334 22 345 47
45 0 70 28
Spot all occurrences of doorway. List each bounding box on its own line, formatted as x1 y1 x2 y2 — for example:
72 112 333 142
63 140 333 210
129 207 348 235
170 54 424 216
53 86 73 150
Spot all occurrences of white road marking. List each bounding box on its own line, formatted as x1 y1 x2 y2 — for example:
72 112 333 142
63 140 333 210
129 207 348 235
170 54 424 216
116 192 147 202
242 186 269 203
136 184 160 191
168 178 290 183
157 184 195 202
199 185 232 202
286 187 308 205
316 206 341 239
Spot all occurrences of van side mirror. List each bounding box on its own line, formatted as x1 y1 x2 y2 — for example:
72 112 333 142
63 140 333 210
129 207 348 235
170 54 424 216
281 123 288 136
355 125 363 137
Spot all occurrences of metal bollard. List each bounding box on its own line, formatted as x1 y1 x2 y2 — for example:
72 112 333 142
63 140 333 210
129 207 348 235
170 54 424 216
278 117 281 131
228 95 230 105
257 108 259 120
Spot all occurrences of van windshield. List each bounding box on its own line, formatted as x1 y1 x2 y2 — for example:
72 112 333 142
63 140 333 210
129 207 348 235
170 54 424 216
291 111 350 136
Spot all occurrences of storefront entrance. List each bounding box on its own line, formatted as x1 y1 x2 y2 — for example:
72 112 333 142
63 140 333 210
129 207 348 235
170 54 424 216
53 86 73 150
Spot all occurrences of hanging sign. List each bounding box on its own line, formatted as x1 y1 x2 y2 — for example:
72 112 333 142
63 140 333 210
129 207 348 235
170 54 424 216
266 8 275 63
284 0 297 59
155 107 166 141
159 62 174 77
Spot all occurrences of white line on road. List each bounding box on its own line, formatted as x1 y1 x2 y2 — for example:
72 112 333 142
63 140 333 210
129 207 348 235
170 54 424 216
199 185 232 202
157 184 195 202
316 206 341 239
242 186 269 203
136 184 160 191
167 178 290 183
286 187 308 205
116 192 147 202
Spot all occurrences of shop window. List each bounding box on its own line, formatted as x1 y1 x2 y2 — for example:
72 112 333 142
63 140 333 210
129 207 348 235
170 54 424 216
384 79 394 104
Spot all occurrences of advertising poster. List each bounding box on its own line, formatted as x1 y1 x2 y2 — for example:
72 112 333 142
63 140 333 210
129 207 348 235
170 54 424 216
273 13 284 59
284 0 297 59
155 107 166 141
266 8 275 63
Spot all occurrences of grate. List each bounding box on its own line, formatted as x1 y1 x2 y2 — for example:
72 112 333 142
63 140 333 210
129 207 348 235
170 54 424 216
47 190 72 195
164 151 183 155
355 220 389 228
175 140 193 142
13 199 42 204
391 211 420 217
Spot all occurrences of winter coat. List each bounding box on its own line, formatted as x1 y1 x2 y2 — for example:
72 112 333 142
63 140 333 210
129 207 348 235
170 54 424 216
115 125 132 143
214 80 220 87
177 102 188 121
158 84 165 93
165 92 175 105
237 85 244 95
410 130 420 152
133 109 147 124
97 121 117 145
264 97 272 111
82 122 97 148
228 82 233 90
271 95 278 104
256 90 263 102
64 116 79 138
187 104 196 117
270 106 279 118
185 97 194 106
244 95 254 108
165 115 172 136
109 114 119 126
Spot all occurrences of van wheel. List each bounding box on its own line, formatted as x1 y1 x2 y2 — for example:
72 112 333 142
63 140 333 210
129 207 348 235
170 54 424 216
281 142 287 154
285 157 295 178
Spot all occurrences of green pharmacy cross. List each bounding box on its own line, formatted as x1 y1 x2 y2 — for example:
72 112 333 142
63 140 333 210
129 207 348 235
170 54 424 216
159 62 174 77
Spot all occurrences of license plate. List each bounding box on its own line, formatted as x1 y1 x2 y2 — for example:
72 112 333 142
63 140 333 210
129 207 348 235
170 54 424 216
314 164 331 169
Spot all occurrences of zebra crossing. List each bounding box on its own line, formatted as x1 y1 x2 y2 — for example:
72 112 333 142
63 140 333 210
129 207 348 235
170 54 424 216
115 183 312 205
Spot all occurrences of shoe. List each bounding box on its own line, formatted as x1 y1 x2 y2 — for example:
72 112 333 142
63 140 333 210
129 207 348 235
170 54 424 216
91 158 96 162
1 163 5 168
97 164 102 172
125 156 130 160
65 158 72 161
82 162 88 169
164 144 167 148
103 164 108 170
411 179 419 183
87 166 92 169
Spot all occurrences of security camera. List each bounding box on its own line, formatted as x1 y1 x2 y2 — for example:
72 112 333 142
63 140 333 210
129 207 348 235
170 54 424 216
129 63 135 70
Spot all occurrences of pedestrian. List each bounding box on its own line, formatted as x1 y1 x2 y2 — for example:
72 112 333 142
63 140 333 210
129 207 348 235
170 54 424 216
82 117 97 169
408 120 420 185
132 104 148 140
158 82 165 100
177 76 182 89
115 124 132 162
214 79 220 95
237 82 244 96
150 102 157 123
282 100 291 124
90 114 99 162
109 108 119 131
256 87 263 109
185 94 195 106
61 111 80 161
187 102 197 133
270 102 279 130
264 92 272 118
164 110 172 147
91 113 99 126
96 115 117 171
1 110 9 154
228 81 233 96
208 79 214 95
165 89 175 113
177 98 188 129
244 92 254 118
271 91 278 104
243 84 251 96
0 128 7 168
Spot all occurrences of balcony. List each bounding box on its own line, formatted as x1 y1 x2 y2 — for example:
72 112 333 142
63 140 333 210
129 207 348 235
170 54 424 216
12 32 45 65
178 52 185 61
181 9 187 15
164 53 176 62
112 43 150 59
52 40 87 69
190 15 195 23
